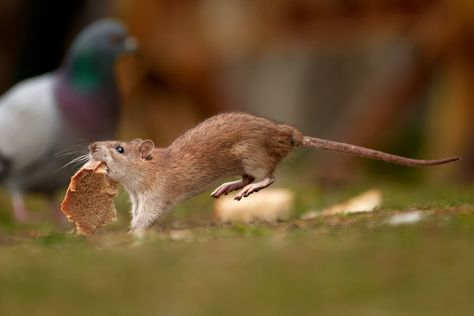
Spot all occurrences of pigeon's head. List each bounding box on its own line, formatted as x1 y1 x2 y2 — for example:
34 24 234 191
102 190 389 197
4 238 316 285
63 18 138 92
88 139 154 183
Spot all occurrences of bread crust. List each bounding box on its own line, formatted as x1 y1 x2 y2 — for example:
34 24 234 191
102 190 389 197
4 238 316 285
61 161 118 236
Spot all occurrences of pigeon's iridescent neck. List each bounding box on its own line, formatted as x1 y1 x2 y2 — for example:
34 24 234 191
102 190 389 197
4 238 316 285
55 70 119 140
56 35 123 140
62 50 117 93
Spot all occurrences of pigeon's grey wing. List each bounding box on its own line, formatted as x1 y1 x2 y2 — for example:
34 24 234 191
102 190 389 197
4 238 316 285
0 74 60 174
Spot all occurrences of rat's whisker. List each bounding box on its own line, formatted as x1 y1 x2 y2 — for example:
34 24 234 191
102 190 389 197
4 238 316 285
55 150 85 158
55 154 90 173
54 144 89 157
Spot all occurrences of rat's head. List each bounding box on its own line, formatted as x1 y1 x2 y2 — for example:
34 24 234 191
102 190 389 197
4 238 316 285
88 139 154 182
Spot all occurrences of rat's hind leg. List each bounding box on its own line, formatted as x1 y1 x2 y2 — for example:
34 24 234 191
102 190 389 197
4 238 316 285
234 176 274 201
231 143 279 200
211 175 255 198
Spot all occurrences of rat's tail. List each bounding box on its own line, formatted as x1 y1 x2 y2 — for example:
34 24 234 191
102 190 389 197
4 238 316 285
301 136 460 167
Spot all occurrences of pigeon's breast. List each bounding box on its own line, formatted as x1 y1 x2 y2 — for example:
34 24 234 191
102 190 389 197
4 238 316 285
0 74 60 172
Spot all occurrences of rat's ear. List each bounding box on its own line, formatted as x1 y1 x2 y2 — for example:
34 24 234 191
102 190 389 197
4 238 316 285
138 139 155 159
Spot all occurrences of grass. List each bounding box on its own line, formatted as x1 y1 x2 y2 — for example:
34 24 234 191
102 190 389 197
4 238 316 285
0 180 473 316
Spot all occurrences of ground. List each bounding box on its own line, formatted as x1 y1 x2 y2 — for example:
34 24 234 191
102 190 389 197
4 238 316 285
0 181 472 316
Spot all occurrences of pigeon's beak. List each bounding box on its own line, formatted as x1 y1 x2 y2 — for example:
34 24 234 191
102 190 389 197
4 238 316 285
123 36 139 53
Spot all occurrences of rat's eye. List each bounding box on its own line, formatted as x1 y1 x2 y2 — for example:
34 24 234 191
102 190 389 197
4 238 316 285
116 146 124 154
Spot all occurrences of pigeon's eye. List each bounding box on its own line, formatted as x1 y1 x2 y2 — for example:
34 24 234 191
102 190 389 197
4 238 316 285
109 34 123 46
116 146 124 154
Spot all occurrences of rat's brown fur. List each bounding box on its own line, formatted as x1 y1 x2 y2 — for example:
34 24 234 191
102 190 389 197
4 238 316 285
88 112 459 235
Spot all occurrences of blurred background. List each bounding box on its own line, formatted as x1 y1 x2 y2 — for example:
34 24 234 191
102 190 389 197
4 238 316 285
0 0 473 186
0 4 473 314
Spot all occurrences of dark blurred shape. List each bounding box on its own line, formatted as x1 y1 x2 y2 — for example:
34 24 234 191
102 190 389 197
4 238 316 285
13 0 86 82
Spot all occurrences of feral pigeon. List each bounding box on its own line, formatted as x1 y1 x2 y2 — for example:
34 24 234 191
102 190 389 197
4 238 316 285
0 18 137 221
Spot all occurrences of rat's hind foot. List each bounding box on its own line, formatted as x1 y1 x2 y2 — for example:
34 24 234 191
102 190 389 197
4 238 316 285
211 175 254 198
234 176 274 201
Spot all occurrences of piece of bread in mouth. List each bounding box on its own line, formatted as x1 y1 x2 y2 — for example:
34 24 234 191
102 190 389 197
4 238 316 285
61 160 118 236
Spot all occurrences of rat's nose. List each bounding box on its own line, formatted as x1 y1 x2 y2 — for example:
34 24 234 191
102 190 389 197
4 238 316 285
88 142 98 153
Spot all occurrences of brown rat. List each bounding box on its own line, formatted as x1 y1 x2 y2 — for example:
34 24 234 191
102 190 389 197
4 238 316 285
87 112 460 235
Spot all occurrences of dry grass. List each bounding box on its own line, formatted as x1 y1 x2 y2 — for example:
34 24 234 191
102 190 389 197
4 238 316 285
0 182 472 316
